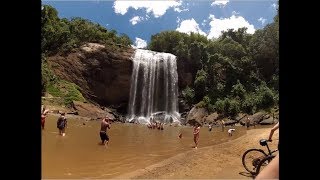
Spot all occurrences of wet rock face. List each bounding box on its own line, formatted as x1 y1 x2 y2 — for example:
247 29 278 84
48 43 135 106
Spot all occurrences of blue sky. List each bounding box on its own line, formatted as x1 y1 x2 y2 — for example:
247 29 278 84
42 0 278 48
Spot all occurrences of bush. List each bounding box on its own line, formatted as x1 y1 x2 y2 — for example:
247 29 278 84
228 99 240 117
207 103 215 113
182 86 195 104
196 101 206 108
196 95 212 110
231 80 246 99
255 83 276 110
215 99 225 114
241 94 256 114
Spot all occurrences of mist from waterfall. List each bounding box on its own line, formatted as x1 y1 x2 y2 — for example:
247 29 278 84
127 49 180 124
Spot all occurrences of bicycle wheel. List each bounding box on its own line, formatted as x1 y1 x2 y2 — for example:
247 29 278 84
242 149 267 175
255 155 276 175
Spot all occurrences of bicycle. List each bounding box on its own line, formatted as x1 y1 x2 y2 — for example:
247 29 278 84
242 139 278 175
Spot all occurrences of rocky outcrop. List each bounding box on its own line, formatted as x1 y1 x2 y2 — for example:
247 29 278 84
203 112 219 124
259 117 275 125
186 106 208 125
71 101 115 120
48 43 135 108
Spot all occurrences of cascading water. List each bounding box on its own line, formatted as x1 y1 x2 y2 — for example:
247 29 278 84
127 49 180 124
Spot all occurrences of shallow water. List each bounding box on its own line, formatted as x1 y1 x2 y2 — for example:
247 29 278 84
42 115 254 179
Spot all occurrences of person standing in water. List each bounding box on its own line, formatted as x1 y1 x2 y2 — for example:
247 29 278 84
193 123 201 149
100 116 111 146
245 117 250 129
221 120 225 132
57 112 67 136
41 106 49 130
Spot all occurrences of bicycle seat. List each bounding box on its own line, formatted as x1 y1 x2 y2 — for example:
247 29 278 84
259 139 268 146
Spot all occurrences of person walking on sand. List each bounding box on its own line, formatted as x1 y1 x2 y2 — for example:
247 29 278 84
100 116 111 146
41 106 49 130
193 123 201 149
57 112 67 136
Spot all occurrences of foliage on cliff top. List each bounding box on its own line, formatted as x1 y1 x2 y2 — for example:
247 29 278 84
148 12 279 117
41 5 132 55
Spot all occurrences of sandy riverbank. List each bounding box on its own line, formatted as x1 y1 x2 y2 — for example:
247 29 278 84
115 127 279 179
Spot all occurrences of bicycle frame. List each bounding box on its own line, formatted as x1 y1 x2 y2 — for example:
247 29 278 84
260 139 278 156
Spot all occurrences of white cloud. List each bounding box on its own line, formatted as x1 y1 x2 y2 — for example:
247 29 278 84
176 18 206 36
176 17 181 24
258 17 267 25
271 3 278 9
211 0 229 7
132 37 147 49
202 19 207 26
232 11 240 16
207 14 255 39
174 7 189 13
209 14 215 20
113 0 182 18
130 16 144 25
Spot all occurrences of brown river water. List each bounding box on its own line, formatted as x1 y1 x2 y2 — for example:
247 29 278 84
42 114 253 179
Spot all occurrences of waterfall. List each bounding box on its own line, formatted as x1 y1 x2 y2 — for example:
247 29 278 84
127 49 180 124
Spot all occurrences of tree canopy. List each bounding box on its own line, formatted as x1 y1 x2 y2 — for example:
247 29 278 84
149 14 279 117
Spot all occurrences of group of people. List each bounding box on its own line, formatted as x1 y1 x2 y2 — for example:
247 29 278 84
147 121 164 130
42 106 68 136
42 106 111 145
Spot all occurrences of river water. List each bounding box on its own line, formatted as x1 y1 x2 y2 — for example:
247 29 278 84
42 115 251 179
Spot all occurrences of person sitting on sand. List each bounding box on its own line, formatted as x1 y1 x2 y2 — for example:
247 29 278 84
57 112 67 136
228 128 235 136
193 124 201 149
100 116 111 146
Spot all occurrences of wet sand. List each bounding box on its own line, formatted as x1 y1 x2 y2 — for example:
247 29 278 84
115 127 279 179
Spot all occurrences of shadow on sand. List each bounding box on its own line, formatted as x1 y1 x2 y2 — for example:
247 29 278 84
239 171 255 178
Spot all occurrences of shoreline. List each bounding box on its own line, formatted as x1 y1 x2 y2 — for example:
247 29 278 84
114 127 278 179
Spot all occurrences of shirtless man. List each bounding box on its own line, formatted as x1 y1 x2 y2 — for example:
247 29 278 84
193 124 201 149
100 116 111 146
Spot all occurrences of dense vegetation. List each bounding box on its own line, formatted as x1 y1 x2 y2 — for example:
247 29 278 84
41 5 132 55
148 13 279 117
